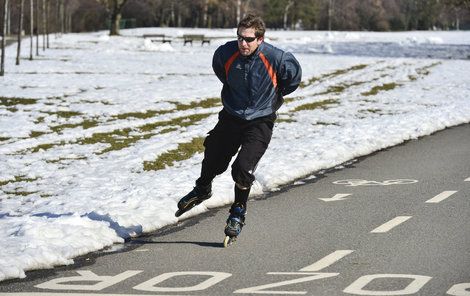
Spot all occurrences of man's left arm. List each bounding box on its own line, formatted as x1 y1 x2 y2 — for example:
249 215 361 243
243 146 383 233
278 52 302 96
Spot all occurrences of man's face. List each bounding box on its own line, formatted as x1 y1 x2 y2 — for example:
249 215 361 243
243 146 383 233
237 27 263 56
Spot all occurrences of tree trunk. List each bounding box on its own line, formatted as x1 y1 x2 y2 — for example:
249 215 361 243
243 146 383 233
202 0 209 27
236 0 241 25
328 0 334 31
35 0 39 55
109 0 128 36
30 0 33 60
46 0 49 48
6 0 10 36
283 0 294 30
16 0 24 65
1 0 9 76
60 0 64 34
42 0 46 51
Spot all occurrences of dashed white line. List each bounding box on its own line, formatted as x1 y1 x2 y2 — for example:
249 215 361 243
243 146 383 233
370 216 412 233
318 194 352 202
464 177 470 182
299 250 354 272
425 191 458 203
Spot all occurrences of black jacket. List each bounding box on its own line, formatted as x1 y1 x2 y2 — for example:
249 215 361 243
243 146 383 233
212 41 302 120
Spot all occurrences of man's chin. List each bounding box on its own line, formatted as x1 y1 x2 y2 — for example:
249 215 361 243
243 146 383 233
240 50 251 56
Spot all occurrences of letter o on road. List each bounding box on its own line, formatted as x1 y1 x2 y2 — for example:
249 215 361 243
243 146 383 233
447 283 470 296
343 274 432 295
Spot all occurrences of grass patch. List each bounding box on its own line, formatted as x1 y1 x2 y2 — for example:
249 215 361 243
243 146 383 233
29 142 63 153
276 118 297 123
0 176 38 187
143 137 205 171
416 62 441 76
360 108 383 114
0 97 37 107
300 64 369 88
113 98 220 120
50 119 99 133
79 128 152 154
43 110 82 118
174 97 221 111
79 113 212 154
3 191 38 197
316 121 338 126
46 156 87 164
292 99 339 112
30 131 48 138
361 83 400 96
113 109 172 120
138 113 212 132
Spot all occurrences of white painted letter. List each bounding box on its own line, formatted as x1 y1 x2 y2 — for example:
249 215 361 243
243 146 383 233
133 271 231 292
318 194 352 202
234 272 338 294
299 250 354 272
35 270 142 291
343 274 431 295
447 283 470 296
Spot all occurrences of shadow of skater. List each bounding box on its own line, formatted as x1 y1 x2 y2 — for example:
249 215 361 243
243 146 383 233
131 239 224 249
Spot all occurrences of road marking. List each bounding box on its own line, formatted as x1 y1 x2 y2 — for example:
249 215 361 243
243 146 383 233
465 177 470 182
299 250 354 272
343 274 432 295
370 216 412 233
333 179 418 187
133 271 231 293
35 270 142 291
0 294 185 296
318 194 352 202
425 191 458 203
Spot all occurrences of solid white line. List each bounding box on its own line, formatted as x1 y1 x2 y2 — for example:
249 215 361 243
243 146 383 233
0 293 187 296
425 191 458 203
299 250 354 272
370 216 412 233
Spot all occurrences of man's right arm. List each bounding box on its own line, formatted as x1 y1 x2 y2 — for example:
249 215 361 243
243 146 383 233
212 47 226 84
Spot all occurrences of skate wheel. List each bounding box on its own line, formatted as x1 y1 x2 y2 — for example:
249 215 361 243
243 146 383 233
223 236 236 248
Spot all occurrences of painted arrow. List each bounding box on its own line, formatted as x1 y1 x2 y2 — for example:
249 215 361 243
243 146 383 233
318 193 352 202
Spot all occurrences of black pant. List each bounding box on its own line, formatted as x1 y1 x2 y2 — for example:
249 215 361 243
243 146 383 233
197 109 275 191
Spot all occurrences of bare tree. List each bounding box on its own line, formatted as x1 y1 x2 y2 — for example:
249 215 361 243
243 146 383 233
35 0 39 55
328 0 334 30
1 0 9 76
98 0 129 35
29 0 33 60
283 0 294 30
46 0 49 48
16 0 25 65
42 0 45 50
6 0 11 35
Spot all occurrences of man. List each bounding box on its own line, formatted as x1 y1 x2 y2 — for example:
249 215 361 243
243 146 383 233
175 14 302 243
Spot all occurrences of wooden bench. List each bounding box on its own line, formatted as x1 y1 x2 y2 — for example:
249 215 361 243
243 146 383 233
183 34 210 46
143 34 172 43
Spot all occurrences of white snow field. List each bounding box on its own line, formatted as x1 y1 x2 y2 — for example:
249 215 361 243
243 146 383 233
0 28 469 281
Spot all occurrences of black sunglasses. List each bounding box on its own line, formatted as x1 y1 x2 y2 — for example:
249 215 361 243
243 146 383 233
237 34 257 43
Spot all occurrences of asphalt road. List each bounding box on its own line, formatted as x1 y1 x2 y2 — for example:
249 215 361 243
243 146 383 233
1 123 469 295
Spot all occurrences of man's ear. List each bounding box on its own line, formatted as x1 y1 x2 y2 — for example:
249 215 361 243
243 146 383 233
257 36 264 45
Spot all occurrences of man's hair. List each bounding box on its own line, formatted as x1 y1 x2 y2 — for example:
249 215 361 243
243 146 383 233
237 13 266 38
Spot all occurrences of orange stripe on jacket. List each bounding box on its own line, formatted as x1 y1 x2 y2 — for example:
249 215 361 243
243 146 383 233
259 52 278 89
225 51 240 78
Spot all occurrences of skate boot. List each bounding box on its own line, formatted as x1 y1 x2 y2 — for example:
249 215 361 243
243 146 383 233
175 183 212 217
223 204 246 247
